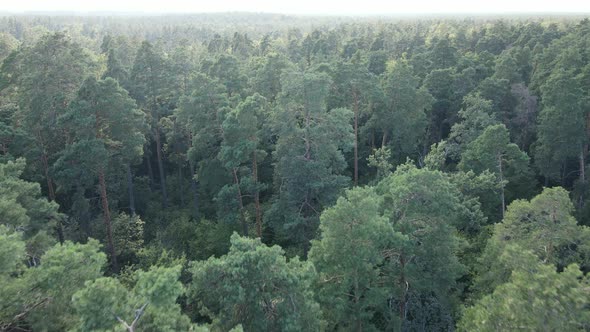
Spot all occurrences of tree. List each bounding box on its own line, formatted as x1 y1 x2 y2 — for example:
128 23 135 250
176 73 231 220
129 41 172 207
476 77 517 126
54 77 146 271
25 240 106 331
535 48 589 190
0 158 61 261
309 187 398 331
447 94 498 160
423 68 459 144
372 60 433 163
474 187 590 295
73 265 191 332
188 234 321 331
0 232 105 331
0 226 28 330
460 246 590 332
459 124 535 219
0 32 18 62
218 94 269 237
329 58 379 185
268 71 353 255
14 32 97 242
203 54 247 97
252 53 294 103
376 163 467 330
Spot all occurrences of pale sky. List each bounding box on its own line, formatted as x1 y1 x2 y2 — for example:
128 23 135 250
2 0 590 15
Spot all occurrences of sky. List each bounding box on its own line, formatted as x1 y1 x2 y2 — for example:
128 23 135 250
2 0 590 15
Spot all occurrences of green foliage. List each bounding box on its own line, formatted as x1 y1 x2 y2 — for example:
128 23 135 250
0 226 27 328
268 71 353 253
26 239 106 331
1 15 590 332
367 147 394 181
310 187 396 331
376 163 467 330
459 124 536 218
375 60 433 161
475 187 590 295
460 246 590 332
73 264 191 332
0 234 105 331
0 158 60 258
448 94 498 160
189 234 321 331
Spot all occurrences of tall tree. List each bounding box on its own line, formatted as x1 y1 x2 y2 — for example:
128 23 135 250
459 124 535 218
447 94 499 160
372 60 433 163
376 163 467 330
14 32 96 242
54 77 146 271
309 187 398 330
218 94 269 237
329 57 378 185
129 41 171 208
176 73 231 219
535 47 589 203
268 71 353 255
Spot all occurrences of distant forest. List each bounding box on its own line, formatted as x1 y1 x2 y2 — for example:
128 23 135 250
1 13 589 331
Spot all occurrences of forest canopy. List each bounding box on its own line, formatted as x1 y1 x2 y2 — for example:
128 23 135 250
0 13 590 331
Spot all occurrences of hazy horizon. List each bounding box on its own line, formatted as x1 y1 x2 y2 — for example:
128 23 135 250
2 0 590 16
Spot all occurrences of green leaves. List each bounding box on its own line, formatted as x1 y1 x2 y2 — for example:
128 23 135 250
73 264 191 332
310 187 395 331
26 240 106 331
377 163 467 330
0 235 105 331
376 60 433 161
474 187 590 295
56 77 146 180
269 71 353 252
188 234 321 331
459 124 535 218
0 158 60 257
460 246 590 332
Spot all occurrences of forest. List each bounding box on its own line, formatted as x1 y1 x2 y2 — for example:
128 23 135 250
0 12 590 331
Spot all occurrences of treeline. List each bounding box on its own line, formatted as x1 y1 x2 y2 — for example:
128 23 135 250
0 15 589 331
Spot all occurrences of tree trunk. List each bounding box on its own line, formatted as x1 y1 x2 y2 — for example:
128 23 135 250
190 161 199 220
399 254 407 325
145 152 155 191
98 169 118 272
381 131 388 148
498 154 506 219
233 168 248 236
126 164 136 216
579 147 586 210
253 152 262 238
42 152 64 244
178 163 185 207
154 127 168 208
352 87 359 186
580 148 586 184
116 303 148 332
